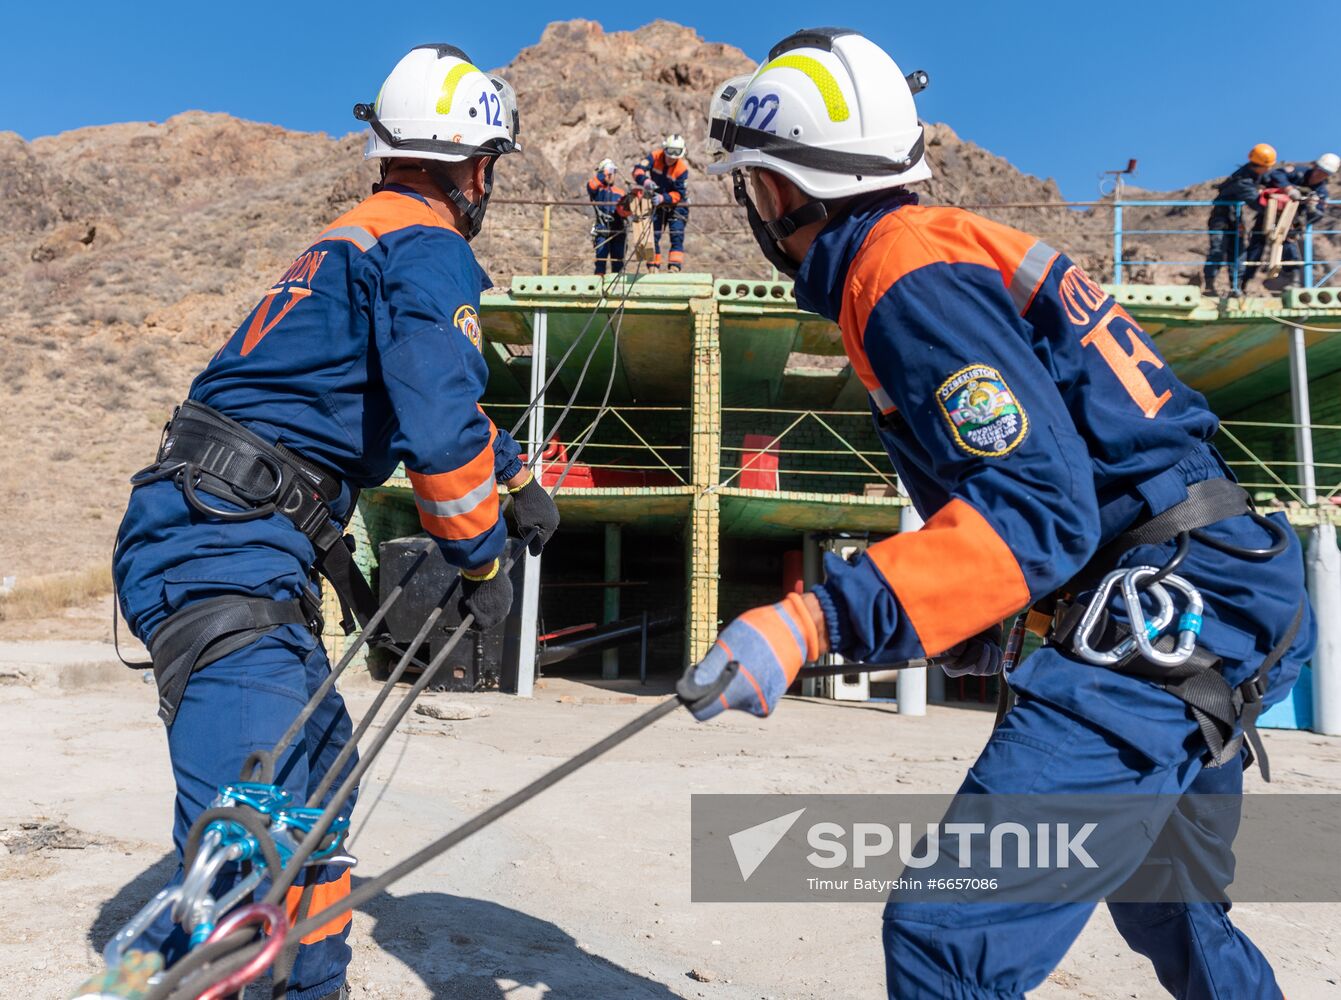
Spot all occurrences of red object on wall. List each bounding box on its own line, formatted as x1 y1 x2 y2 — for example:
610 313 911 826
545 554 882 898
739 434 780 491
520 438 678 490
782 549 805 594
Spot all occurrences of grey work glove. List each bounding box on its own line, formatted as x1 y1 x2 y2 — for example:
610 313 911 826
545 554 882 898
459 560 514 630
508 472 560 555
936 624 1004 678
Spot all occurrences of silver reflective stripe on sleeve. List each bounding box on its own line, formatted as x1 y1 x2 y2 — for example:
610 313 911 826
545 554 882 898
870 385 896 413
413 475 497 519
1008 240 1058 313
320 225 378 252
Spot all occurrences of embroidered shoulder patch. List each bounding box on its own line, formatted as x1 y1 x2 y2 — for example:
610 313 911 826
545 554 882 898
935 364 1029 457
453 304 483 352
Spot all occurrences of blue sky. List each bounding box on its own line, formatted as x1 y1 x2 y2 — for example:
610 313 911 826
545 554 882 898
4 1 1335 200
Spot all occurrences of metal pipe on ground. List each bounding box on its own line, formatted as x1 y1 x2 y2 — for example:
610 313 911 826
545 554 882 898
538 615 681 668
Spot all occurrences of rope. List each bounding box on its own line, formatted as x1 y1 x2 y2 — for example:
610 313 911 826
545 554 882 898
1263 316 1341 334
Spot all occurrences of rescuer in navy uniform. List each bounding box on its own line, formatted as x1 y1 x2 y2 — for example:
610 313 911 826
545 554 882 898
1258 152 1339 291
693 28 1313 1000
587 157 630 274
111 46 558 1000
632 135 690 271
1203 144 1278 296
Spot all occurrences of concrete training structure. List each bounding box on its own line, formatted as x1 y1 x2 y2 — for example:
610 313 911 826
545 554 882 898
320 273 1341 734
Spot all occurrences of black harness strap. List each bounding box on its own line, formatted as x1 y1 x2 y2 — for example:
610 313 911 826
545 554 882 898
1236 600 1304 781
148 595 307 725
134 401 379 633
1066 477 1252 594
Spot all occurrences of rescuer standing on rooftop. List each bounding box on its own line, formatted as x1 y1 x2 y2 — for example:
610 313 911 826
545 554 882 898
587 157 630 274
111 44 558 1000
1203 143 1278 296
693 27 1313 999
1258 151 1339 292
632 134 690 271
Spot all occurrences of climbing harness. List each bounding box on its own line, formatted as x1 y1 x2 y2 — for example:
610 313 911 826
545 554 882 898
82 253 657 1000
1034 476 1302 779
146 596 312 725
131 400 375 633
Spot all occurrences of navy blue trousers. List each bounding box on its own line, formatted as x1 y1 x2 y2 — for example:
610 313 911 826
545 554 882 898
883 683 1279 999
143 626 357 1000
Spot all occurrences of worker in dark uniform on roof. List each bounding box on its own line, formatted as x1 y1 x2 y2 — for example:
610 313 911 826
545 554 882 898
1202 144 1277 296
587 157 629 275
1258 152 1338 291
632 135 689 271
111 44 558 1000
696 28 1312 1000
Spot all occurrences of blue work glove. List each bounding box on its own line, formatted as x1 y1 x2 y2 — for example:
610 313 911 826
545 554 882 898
936 624 1004 678
687 594 819 721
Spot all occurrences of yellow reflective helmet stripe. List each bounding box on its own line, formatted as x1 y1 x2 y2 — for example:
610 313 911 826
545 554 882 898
754 54 850 123
436 62 481 116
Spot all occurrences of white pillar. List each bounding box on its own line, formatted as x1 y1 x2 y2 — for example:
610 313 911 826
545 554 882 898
1309 524 1341 735
1288 325 1341 735
897 497 928 715
513 309 548 698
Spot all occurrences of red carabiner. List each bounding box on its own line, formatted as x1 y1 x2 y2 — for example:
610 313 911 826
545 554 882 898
196 902 289 1000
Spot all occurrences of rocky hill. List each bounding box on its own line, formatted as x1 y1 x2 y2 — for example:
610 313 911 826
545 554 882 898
0 18 1330 583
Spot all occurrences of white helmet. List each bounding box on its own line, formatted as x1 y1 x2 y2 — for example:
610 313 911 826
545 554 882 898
354 44 520 239
1317 152 1340 175
707 28 930 199
596 157 618 179
663 134 686 160
355 44 520 163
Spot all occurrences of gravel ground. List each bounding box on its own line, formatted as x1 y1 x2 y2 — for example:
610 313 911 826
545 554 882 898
3 660 1339 999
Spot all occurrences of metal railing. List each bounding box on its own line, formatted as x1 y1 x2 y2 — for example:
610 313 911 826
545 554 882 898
1109 198 1341 291
1217 420 1341 507
719 408 895 495
484 403 692 486
462 401 1341 507
488 195 1340 291
709 410 1341 515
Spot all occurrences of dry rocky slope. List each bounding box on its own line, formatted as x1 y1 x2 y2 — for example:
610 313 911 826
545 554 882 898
0 19 1322 584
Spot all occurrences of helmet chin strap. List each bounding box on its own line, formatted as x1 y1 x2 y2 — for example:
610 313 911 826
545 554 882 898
732 171 827 280
421 158 497 241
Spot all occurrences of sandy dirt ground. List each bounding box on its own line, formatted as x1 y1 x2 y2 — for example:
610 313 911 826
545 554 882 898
2 657 1339 1000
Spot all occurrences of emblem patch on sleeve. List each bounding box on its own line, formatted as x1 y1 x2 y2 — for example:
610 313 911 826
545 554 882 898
935 364 1029 457
453 304 483 352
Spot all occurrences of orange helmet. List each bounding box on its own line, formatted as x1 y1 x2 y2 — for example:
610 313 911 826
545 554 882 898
1248 143 1277 167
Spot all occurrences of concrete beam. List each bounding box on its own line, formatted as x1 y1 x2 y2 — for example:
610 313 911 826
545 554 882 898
688 300 722 664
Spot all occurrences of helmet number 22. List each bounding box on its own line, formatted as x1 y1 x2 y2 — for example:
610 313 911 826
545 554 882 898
478 90 503 127
739 93 780 132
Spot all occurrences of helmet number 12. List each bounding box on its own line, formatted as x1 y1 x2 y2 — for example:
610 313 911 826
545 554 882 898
739 93 780 132
478 90 502 127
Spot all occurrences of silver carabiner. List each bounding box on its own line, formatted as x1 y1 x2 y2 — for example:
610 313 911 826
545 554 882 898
1126 568 1203 668
1073 568 1176 666
103 885 184 967
187 865 267 949
173 827 225 924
